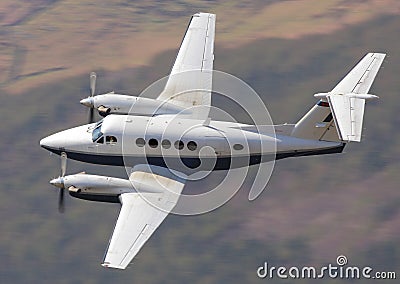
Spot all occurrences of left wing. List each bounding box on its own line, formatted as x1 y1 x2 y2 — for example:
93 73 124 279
157 12 216 119
102 165 186 269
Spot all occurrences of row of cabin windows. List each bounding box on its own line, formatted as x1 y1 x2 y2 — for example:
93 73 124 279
136 138 197 151
95 134 243 151
135 138 244 151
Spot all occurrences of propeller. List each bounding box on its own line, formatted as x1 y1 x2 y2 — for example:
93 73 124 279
50 152 68 213
80 72 97 123
90 71 96 97
89 72 96 123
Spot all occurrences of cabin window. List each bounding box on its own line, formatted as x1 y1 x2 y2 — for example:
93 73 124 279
187 141 197 151
106 136 117 144
149 138 158 148
136 138 145 147
161 139 171 149
174 140 184 150
233 144 244 150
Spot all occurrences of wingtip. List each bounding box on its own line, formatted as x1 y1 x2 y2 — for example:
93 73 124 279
369 52 387 58
193 12 216 17
101 262 126 270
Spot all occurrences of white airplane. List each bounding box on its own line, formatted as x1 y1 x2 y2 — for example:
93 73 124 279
40 12 385 269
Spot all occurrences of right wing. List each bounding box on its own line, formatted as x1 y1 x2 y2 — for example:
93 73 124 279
102 165 186 269
157 12 216 119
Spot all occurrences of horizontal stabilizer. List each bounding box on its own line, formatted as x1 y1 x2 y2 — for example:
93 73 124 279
327 94 365 142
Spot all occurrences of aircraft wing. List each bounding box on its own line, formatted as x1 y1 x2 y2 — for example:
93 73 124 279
102 165 186 269
157 12 215 119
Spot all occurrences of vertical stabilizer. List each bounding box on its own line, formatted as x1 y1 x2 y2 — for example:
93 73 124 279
291 53 385 142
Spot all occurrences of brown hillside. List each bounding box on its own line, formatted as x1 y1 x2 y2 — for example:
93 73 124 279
0 0 399 94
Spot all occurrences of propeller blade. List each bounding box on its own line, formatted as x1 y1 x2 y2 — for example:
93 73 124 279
61 152 67 177
89 107 95 123
90 72 97 97
58 188 65 213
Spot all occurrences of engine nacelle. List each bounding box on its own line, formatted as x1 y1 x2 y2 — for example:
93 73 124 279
89 93 188 117
58 173 133 203
52 173 164 203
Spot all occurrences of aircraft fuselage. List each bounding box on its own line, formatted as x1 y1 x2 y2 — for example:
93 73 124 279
40 114 344 173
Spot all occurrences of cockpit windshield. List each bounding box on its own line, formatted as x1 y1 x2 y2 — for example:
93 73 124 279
95 119 103 128
92 124 103 142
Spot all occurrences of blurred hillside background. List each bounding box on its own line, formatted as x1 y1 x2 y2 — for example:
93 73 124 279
0 0 399 283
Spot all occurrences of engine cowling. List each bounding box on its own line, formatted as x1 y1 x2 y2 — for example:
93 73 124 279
87 93 188 117
58 173 133 203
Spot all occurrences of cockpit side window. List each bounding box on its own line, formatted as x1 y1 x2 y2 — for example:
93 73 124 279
92 125 103 142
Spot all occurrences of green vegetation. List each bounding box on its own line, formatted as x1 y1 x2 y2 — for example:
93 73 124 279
0 10 399 284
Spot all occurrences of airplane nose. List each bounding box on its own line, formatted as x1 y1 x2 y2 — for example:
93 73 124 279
40 134 62 150
39 136 49 148
40 124 93 154
80 97 94 108
39 130 69 152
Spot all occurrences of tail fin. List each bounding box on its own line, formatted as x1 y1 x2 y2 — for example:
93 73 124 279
291 53 386 142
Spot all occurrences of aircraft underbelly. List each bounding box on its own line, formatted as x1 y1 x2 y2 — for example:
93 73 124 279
45 142 344 172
